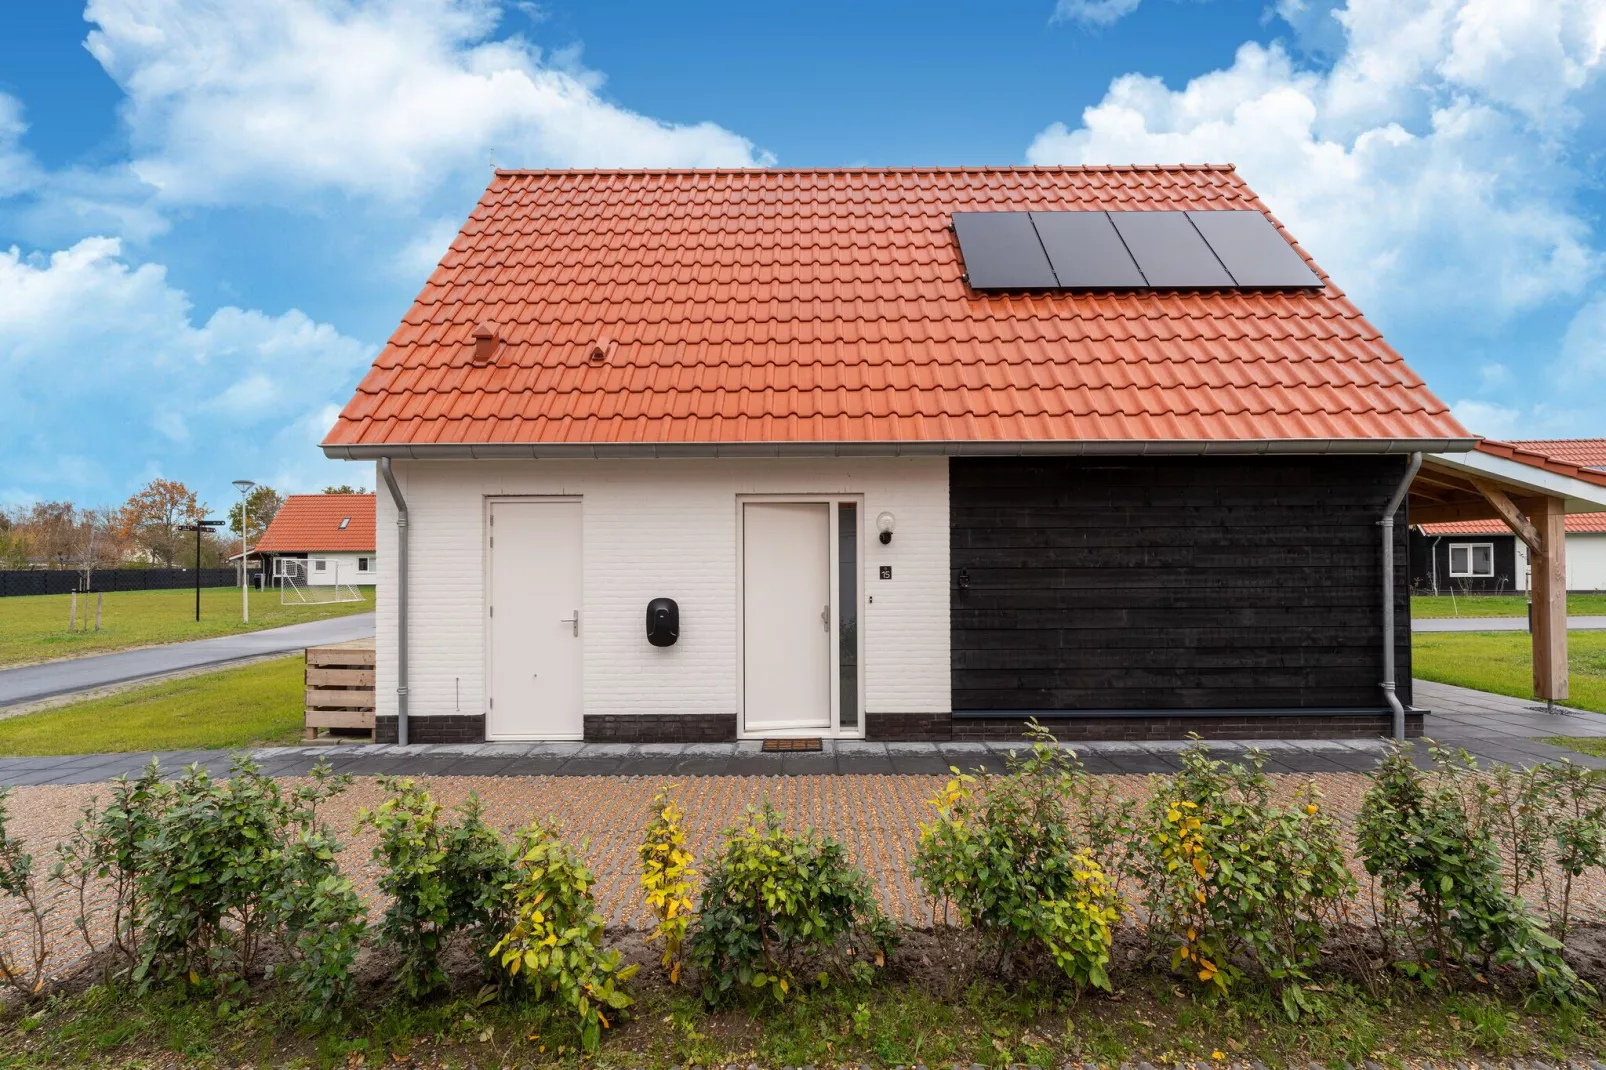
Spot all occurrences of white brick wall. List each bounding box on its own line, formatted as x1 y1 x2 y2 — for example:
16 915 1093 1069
372 458 951 729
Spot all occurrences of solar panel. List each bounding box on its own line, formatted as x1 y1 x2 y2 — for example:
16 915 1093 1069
952 212 1059 290
1108 211 1235 288
1186 210 1322 288
1029 211 1147 289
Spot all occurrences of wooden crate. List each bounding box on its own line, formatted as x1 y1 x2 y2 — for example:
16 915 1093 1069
304 639 376 740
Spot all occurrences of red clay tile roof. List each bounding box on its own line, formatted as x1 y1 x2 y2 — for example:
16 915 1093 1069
254 494 376 553
324 166 1470 451
1419 514 1606 535
1509 439 1606 469
1472 440 1606 490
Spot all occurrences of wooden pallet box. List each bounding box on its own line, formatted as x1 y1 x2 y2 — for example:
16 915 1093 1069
304 639 376 740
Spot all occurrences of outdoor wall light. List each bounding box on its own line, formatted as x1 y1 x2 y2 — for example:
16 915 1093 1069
876 511 896 545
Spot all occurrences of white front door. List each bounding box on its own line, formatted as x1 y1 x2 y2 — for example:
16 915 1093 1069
743 502 832 733
487 499 583 740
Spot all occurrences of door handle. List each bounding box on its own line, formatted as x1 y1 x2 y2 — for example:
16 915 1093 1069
560 609 579 637
821 604 830 632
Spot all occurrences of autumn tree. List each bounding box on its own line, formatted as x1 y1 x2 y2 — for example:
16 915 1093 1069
227 485 284 546
117 479 205 568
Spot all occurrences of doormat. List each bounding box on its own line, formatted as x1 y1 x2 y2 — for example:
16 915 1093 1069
761 738 823 752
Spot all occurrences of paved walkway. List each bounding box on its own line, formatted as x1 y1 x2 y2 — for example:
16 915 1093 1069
0 612 376 708
1414 614 1606 632
1 679 1601 786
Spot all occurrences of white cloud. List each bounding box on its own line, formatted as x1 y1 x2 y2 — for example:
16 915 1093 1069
1052 0 1143 26
1560 293 1606 383
1026 11 1603 325
0 237 373 506
83 0 772 207
1448 398 1523 439
0 94 41 199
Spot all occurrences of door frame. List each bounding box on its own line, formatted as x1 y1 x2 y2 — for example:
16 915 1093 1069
483 495 584 741
735 494 865 740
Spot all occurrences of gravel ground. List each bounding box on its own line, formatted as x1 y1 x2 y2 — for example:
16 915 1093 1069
4 771 1605 988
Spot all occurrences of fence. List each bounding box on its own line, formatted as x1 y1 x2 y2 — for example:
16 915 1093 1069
0 568 249 598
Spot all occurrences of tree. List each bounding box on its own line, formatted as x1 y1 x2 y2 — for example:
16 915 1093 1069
322 484 365 495
227 485 284 545
116 479 205 568
24 501 78 566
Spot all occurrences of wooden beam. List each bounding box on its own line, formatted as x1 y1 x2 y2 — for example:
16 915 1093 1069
1408 496 1550 526
1528 496 1569 702
1470 478 1543 552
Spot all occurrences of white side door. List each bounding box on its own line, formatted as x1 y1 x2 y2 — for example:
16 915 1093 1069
742 501 832 733
487 499 583 740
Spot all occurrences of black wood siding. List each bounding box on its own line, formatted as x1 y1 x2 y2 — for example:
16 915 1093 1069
1408 531 1520 595
950 456 1413 712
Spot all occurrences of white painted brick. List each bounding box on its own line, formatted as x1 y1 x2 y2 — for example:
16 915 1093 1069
372 458 951 727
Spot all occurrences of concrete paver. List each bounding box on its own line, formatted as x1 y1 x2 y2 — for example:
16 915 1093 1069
0 612 376 707
0 678 1599 785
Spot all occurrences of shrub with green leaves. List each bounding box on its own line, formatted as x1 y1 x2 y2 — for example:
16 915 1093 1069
690 804 896 1004
359 780 519 999
489 821 636 1052
54 761 165 969
0 787 51 998
1132 742 1355 1016
913 724 1124 994
129 758 357 1003
1481 758 1606 938
1357 743 1584 1001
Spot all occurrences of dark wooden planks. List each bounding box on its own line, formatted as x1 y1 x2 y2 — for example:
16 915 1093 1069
950 456 1414 712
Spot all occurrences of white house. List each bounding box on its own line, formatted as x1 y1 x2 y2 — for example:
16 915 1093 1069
252 494 377 588
1416 438 1606 593
321 167 1606 745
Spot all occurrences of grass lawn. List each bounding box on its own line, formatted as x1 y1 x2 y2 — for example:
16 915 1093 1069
8 970 1602 1069
0 655 304 756
1544 737 1606 759
1411 592 1606 618
1413 630 1606 715
0 584 372 668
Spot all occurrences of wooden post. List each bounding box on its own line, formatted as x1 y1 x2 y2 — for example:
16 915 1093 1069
95 592 103 632
1528 496 1568 702
69 591 77 632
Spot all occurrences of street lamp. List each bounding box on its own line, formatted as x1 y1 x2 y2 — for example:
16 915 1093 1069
233 480 256 623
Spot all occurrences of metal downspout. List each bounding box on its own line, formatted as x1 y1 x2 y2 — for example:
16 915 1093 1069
1381 452 1423 742
379 458 409 747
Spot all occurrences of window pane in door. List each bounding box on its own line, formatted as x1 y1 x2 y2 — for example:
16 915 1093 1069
1472 545 1493 576
838 503 859 730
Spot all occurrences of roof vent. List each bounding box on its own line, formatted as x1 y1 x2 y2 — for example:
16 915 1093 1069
588 336 616 365
471 323 498 364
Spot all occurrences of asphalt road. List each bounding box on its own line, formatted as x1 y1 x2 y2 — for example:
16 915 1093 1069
0 613 376 707
1413 615 1606 632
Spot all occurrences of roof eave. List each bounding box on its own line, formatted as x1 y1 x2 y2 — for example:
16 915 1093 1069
323 437 1479 461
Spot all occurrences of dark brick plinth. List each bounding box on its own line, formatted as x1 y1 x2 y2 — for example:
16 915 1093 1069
375 715 486 745
583 714 737 743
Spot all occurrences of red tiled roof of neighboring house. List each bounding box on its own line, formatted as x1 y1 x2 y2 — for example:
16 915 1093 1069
1509 439 1606 470
253 494 376 553
1418 514 1606 536
324 166 1470 450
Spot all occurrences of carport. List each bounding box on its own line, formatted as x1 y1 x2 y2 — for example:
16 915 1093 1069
1412 441 1606 705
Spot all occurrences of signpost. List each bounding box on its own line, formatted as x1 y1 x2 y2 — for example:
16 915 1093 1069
179 519 226 622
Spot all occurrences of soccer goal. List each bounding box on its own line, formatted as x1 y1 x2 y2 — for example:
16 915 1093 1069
278 559 365 605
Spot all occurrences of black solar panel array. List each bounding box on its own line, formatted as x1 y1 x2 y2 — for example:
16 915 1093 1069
953 209 1322 291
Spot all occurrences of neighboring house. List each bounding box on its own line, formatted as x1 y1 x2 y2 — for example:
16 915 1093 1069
323 165 1547 745
1414 438 1606 593
250 494 377 587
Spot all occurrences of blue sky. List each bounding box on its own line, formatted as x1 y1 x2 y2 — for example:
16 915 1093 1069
2 0 1603 515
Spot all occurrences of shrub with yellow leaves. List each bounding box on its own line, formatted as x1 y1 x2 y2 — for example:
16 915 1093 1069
489 820 637 1052
639 786 696 983
1135 740 1355 1019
